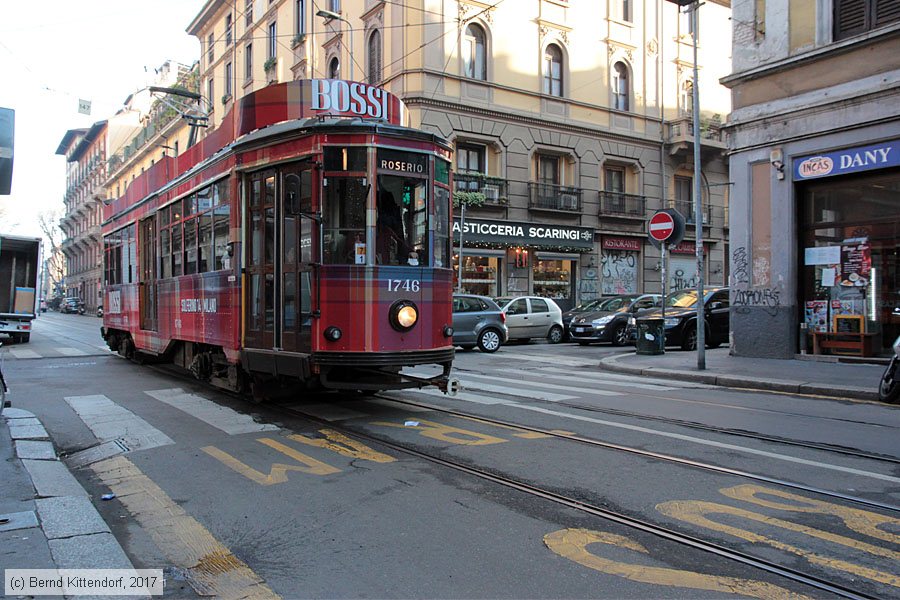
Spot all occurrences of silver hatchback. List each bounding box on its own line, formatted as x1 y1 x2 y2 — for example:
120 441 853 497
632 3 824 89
452 294 509 353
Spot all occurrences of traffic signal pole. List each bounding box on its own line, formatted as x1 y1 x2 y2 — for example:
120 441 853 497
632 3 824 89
691 1 706 370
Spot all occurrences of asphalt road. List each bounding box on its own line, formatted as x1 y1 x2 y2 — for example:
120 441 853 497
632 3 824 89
2 313 898 599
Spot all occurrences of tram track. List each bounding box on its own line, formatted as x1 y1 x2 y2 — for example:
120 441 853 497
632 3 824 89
271 398 880 600
371 395 900 513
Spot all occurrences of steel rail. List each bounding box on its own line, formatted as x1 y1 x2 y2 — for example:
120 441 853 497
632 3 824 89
374 396 900 514
274 400 878 600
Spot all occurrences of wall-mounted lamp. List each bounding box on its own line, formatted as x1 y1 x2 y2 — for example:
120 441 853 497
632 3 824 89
770 148 785 180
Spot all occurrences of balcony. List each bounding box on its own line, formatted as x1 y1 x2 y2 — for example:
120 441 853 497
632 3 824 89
528 182 583 213
454 173 508 208
674 200 712 226
599 191 645 218
665 115 727 160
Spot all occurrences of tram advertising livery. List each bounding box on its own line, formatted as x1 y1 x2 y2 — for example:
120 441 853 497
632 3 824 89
101 79 456 397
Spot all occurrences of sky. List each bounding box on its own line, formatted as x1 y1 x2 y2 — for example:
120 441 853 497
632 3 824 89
0 1 205 239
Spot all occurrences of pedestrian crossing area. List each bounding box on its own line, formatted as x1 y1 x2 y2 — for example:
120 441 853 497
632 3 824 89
1 343 110 360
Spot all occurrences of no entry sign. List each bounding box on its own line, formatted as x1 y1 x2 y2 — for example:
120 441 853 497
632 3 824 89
649 211 676 241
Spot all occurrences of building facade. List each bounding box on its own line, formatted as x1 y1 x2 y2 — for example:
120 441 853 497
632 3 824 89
187 0 733 310
56 122 107 312
724 0 900 357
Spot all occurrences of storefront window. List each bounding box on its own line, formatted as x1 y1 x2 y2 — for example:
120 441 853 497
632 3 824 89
533 259 572 300
454 254 500 296
800 171 900 352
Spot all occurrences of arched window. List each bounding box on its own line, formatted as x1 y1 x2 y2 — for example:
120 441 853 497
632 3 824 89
367 29 382 84
463 23 486 80
612 61 629 111
328 56 340 79
543 44 563 97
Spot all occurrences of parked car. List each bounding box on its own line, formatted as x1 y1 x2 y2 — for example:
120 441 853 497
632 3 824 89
569 294 661 346
60 297 83 314
494 296 565 344
561 297 612 341
452 294 508 353
627 287 730 350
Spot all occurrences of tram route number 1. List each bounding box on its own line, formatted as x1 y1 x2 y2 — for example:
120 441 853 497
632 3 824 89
387 279 420 292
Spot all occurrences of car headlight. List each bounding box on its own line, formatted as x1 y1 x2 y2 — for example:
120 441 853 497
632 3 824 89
664 317 681 327
390 300 418 332
592 315 614 326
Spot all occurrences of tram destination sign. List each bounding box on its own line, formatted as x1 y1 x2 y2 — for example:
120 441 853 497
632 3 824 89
452 218 593 250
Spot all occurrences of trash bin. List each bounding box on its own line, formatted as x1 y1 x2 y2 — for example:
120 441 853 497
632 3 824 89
635 317 665 355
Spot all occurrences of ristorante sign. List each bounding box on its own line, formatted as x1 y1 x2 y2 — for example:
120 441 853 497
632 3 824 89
452 218 594 249
793 140 899 180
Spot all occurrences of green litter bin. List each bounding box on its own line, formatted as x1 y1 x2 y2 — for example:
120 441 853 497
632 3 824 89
635 317 665 355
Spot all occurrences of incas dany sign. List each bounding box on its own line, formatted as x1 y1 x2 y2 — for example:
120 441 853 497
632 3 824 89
452 218 594 249
794 140 898 180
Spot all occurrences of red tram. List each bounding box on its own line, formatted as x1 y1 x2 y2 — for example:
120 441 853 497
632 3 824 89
101 79 457 396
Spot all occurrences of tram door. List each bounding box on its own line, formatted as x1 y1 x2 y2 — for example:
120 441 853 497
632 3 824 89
139 217 158 331
245 162 317 352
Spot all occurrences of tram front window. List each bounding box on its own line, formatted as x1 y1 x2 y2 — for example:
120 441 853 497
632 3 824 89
377 175 427 266
322 176 367 264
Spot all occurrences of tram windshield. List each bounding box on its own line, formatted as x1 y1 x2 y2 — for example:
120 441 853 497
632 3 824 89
376 175 427 266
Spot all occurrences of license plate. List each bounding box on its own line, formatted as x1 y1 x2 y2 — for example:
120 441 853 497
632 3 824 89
575 327 587 333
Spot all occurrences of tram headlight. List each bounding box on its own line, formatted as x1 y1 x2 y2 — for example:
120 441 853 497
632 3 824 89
324 326 342 341
390 300 418 332
443 325 454 338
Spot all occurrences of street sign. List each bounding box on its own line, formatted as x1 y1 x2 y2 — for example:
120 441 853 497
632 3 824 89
649 211 675 241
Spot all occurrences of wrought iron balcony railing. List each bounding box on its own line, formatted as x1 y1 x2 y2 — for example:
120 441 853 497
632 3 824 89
599 191 645 218
453 173 508 206
528 182 582 212
674 200 712 225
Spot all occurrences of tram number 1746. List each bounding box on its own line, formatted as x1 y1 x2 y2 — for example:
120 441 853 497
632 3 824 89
387 279 420 293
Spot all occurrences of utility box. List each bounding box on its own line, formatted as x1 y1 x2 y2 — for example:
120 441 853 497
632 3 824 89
635 318 665 355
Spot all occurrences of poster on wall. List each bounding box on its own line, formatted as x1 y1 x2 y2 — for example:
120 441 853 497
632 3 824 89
839 238 871 288
805 300 828 333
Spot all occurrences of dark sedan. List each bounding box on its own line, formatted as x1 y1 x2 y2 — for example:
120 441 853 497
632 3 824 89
561 297 611 340
627 287 730 350
569 294 661 345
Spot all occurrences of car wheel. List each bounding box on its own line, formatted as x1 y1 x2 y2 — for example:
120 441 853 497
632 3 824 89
547 325 564 344
17 333 30 344
611 323 628 346
681 325 698 351
477 329 502 353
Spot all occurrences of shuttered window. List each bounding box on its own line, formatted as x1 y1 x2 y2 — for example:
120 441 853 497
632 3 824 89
834 0 900 40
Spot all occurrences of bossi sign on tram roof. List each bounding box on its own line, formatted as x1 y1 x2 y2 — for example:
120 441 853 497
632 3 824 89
236 79 408 135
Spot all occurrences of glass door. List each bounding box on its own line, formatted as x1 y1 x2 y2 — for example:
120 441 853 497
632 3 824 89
139 217 158 331
280 161 317 354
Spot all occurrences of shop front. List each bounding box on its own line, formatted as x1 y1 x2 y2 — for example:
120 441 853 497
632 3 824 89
452 217 594 311
795 139 900 355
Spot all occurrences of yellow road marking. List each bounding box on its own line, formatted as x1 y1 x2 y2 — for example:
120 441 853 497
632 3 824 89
92 455 279 600
657 500 900 588
203 438 340 485
722 484 900 545
544 528 813 600
457 414 550 439
371 418 507 445
288 429 396 462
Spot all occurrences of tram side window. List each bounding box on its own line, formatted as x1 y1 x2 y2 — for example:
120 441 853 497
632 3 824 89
214 203 230 270
184 219 198 275
122 224 136 284
377 175 428 266
172 222 183 276
322 176 367 264
104 232 123 285
434 185 450 269
160 227 171 278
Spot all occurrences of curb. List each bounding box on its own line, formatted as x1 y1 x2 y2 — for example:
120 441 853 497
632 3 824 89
597 353 880 401
2 409 136 572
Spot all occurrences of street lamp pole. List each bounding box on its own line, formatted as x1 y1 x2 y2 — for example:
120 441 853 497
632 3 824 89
665 0 705 369
690 1 705 370
316 9 354 81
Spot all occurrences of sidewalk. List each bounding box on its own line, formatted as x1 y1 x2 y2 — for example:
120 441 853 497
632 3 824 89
598 348 886 401
1 405 137 588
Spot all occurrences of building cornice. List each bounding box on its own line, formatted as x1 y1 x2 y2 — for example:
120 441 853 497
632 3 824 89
721 22 900 88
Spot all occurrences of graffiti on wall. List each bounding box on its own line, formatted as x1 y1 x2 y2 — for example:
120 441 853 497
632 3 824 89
731 246 781 316
601 251 638 295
